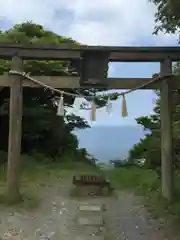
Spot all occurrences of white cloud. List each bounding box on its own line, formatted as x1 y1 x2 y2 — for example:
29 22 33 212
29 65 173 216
0 0 177 45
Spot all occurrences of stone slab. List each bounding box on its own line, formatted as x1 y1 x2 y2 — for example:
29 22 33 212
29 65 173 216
78 216 104 226
79 205 102 212
75 236 104 240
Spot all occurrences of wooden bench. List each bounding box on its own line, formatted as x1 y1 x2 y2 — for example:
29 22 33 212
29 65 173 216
73 175 113 196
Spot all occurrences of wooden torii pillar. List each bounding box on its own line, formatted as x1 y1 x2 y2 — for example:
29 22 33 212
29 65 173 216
160 57 173 201
6 56 23 203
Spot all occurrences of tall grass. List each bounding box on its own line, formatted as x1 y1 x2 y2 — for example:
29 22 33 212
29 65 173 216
0 152 99 181
0 152 100 208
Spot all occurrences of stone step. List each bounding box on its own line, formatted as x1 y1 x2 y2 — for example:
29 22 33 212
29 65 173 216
75 236 104 240
79 205 102 212
78 216 104 226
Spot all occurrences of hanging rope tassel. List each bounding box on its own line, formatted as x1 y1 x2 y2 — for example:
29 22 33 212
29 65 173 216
122 94 128 117
106 97 113 114
57 94 64 116
90 100 96 121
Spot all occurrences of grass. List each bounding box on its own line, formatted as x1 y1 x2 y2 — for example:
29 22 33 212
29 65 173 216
0 153 100 209
108 166 180 222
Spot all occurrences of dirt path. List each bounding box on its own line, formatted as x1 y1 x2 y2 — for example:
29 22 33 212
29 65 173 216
105 191 179 240
0 180 179 239
0 178 107 239
0 180 78 239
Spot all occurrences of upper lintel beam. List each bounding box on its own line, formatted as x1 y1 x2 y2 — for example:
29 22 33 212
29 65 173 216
0 44 180 61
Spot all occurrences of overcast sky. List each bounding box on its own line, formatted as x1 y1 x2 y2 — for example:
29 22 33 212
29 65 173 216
0 0 178 126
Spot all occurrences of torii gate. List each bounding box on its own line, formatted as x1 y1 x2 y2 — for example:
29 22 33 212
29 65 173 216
0 44 180 202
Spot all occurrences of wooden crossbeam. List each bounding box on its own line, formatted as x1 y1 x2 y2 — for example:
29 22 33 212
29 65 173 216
0 75 179 89
0 44 180 61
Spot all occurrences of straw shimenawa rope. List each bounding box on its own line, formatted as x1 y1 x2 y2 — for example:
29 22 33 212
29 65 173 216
9 70 173 98
8 70 174 119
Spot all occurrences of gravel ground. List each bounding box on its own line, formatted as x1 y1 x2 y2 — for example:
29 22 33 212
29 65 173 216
0 182 79 239
105 191 180 240
0 182 107 240
0 182 179 239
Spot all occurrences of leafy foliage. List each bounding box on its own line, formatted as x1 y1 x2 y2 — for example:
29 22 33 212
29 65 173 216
149 0 180 38
0 22 97 163
128 0 180 167
128 76 180 173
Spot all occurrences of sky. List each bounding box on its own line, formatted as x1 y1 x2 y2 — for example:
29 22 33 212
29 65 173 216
0 0 178 126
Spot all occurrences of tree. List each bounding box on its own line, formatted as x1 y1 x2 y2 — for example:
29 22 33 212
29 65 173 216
0 21 120 203
149 0 180 37
149 0 180 169
0 21 114 203
129 76 180 176
0 23 90 158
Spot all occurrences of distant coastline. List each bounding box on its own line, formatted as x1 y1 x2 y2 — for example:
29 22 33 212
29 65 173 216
74 125 145 162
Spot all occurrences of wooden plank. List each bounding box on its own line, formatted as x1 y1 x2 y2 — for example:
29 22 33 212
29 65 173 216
0 46 80 60
0 75 81 88
0 44 180 61
0 44 180 52
6 56 23 203
107 77 161 89
160 58 173 201
109 51 180 62
0 75 179 89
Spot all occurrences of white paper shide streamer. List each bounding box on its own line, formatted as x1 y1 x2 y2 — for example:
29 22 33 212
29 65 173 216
106 98 113 114
73 97 81 114
57 94 64 116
